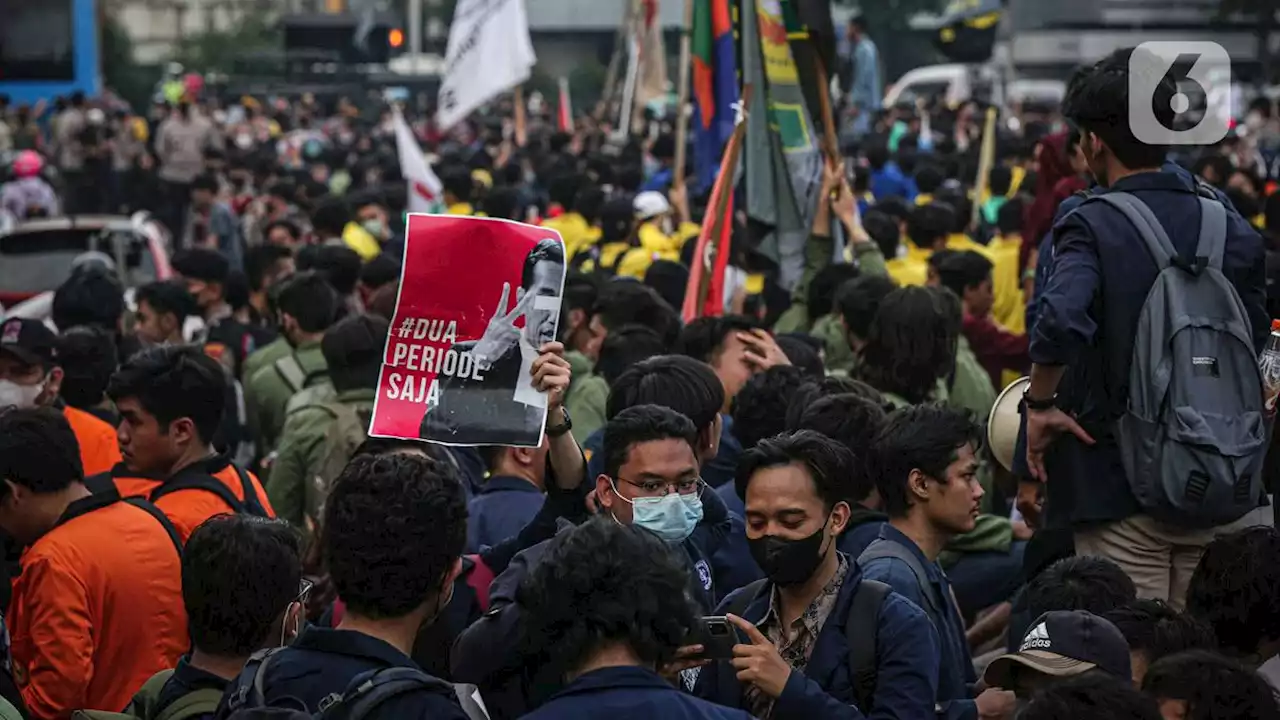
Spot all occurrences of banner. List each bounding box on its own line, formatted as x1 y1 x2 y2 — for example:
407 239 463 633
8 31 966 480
742 0 824 289
635 0 670 111
370 216 567 447
393 108 443 214
437 0 537 130
557 76 573 133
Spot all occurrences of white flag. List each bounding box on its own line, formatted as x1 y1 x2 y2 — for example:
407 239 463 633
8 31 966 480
393 108 443 214
436 0 537 130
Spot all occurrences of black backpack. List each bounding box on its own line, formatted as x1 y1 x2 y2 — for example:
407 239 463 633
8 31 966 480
223 649 489 720
724 578 890 713
148 463 271 518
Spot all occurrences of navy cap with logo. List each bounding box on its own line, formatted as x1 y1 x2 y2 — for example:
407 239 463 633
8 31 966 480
983 610 1132 690
0 318 58 368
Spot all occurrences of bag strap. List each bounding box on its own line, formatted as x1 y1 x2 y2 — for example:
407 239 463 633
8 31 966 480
725 579 769 620
153 688 224 720
231 464 270 517
274 354 307 393
1091 192 1179 270
324 667 456 720
149 471 245 513
123 497 184 559
845 580 891 715
1194 196 1228 271
226 647 287 711
857 540 944 622
464 554 495 613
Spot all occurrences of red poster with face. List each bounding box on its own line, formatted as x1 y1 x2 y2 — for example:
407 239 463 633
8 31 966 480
370 214 566 447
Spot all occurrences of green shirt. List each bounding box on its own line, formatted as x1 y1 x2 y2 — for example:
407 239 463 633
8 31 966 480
241 336 292 383
948 336 997 420
774 232 888 335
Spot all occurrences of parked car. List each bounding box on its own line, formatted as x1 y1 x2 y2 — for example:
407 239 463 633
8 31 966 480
0 212 172 316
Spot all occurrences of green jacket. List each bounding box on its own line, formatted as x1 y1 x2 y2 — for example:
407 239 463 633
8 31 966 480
245 340 329 455
268 387 375 530
563 350 608 445
774 232 888 334
948 336 997 420
812 313 856 377
241 336 291 383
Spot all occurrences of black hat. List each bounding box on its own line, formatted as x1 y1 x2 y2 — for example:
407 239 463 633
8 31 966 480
0 318 57 368
984 610 1132 689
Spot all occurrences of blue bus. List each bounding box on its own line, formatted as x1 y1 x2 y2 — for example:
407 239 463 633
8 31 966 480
0 0 101 104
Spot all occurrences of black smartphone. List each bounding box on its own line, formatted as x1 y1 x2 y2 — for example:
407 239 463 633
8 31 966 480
698 615 739 660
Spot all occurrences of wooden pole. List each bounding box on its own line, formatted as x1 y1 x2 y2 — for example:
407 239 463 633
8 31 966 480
514 85 528 148
971 106 998 229
599 0 636 119
814 61 839 164
671 0 695 191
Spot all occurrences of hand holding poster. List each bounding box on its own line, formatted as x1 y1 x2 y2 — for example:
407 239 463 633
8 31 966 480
371 215 566 447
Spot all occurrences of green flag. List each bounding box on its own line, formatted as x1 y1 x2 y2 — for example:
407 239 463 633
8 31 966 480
742 0 824 289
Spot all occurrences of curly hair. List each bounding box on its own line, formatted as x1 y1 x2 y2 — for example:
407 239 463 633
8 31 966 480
857 286 957 404
1185 527 1280 658
321 452 467 619
1142 651 1280 720
516 518 699 675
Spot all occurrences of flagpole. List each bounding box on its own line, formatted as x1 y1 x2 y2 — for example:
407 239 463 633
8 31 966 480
691 84 752 319
971 105 998 229
671 0 695 191
599 0 636 119
618 30 641 137
514 85 528 147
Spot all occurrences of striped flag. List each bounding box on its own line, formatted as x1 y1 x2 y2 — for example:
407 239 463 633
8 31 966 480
691 0 738 193
557 77 573 133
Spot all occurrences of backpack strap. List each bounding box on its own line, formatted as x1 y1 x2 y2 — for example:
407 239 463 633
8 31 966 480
1194 196 1228 271
274 354 307 393
322 667 456 720
230 463 270 517
225 647 287 712
464 554 495 613
123 497 184 558
725 579 770 620
1090 192 1179 270
845 580 891 715
857 540 944 622
153 688 224 720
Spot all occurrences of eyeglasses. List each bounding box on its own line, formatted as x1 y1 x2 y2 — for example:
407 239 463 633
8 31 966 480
295 578 314 605
618 476 706 498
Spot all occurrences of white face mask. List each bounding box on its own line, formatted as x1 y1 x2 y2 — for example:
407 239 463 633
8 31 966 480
0 379 44 410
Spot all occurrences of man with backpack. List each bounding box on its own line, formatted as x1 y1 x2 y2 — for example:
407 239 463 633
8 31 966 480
82 515 305 720
268 313 384 534
215 452 472 720
1022 47 1271 608
105 346 275 542
692 431 939 719
0 409 186 719
859 405 1017 719
244 272 340 457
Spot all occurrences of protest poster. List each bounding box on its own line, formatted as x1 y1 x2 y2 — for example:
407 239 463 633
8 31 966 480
370 215 566 447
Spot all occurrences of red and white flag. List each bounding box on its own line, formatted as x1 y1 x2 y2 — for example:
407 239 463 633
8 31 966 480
557 77 573 133
393 107 443 213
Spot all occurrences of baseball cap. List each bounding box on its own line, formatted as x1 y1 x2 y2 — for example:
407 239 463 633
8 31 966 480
633 191 672 221
0 318 58 368
984 610 1132 689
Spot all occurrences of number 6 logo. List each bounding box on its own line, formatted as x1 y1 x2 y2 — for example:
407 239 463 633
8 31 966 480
1128 42 1231 146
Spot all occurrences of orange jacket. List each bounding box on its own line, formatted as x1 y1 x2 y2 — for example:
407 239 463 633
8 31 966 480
112 456 276 542
9 493 187 719
62 405 122 477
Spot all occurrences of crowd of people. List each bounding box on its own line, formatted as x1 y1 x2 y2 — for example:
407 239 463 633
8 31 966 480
0 36 1279 720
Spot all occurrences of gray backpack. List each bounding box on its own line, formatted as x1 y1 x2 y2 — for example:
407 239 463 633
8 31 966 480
1091 191 1266 528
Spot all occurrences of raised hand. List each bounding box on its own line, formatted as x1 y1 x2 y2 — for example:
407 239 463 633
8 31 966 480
471 282 536 370
726 614 793 699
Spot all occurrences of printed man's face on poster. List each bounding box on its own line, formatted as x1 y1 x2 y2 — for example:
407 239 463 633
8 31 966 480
524 255 565 346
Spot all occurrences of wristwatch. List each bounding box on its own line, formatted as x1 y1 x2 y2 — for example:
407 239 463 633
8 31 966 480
1022 389 1057 412
546 407 573 437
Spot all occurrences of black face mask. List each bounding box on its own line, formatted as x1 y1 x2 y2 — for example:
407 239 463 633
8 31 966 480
748 520 830 587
